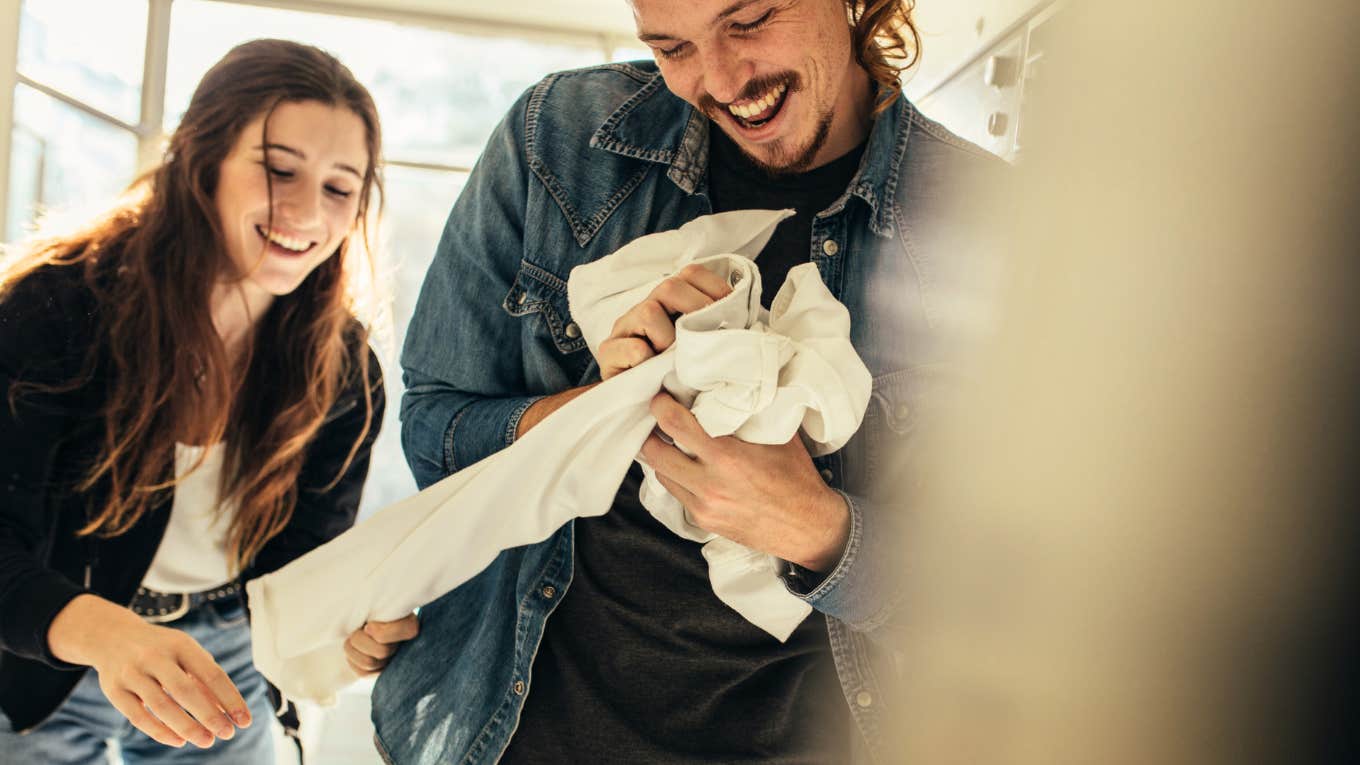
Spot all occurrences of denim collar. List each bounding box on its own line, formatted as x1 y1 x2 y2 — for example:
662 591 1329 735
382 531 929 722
590 70 911 238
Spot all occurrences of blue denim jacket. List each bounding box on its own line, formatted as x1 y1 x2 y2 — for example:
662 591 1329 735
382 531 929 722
375 61 1000 765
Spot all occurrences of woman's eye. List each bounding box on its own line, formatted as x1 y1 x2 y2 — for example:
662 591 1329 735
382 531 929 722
266 165 295 179
326 185 354 199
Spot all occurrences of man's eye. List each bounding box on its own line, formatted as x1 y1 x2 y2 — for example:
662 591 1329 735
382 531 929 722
654 43 690 60
265 165 295 179
732 10 773 32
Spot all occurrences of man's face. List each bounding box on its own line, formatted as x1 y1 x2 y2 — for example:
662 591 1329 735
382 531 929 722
632 0 864 174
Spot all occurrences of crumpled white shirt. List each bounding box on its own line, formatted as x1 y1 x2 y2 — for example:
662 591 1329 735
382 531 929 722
245 209 871 704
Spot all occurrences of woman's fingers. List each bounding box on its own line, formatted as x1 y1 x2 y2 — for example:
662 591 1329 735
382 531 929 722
94 622 251 750
157 663 236 741
128 675 216 749
104 686 185 748
177 643 252 728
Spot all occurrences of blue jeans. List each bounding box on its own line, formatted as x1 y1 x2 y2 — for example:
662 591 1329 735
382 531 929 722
0 596 274 764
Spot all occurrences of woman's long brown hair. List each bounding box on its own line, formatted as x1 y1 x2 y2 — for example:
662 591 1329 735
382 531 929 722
2 39 383 573
845 0 923 113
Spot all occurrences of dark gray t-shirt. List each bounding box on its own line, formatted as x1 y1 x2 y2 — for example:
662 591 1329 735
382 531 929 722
499 128 865 765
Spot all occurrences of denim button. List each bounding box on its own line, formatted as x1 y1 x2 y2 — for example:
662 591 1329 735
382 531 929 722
540 585 556 599
822 239 839 256
855 690 873 708
565 322 581 339
820 468 834 483
513 680 526 695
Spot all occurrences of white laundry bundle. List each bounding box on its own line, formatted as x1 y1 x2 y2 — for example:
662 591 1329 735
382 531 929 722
245 208 872 704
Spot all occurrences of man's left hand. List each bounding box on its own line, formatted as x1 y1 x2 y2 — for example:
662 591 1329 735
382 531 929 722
639 391 850 573
344 613 419 677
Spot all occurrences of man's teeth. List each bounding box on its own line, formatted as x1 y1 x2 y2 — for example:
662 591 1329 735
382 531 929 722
262 228 310 252
728 83 787 121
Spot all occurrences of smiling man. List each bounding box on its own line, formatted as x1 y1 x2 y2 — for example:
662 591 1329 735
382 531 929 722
378 1 1002 763
637 0 874 175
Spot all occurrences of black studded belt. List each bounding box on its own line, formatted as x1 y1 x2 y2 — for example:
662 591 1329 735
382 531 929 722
130 582 242 624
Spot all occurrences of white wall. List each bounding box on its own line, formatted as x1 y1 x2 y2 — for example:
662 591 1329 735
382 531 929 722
906 0 1049 98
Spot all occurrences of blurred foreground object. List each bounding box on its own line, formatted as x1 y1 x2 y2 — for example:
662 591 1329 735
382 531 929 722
888 0 1359 763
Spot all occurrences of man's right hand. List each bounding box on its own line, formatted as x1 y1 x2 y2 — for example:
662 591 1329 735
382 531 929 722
48 594 251 749
596 263 732 380
516 263 732 439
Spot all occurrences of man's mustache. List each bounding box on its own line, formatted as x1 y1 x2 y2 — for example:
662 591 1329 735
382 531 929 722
698 72 802 115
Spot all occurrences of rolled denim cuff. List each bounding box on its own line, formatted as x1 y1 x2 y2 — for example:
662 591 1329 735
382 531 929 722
447 394 546 473
781 489 899 633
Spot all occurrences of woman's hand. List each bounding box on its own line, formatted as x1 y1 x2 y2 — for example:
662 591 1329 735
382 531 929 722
343 613 419 677
47 594 252 749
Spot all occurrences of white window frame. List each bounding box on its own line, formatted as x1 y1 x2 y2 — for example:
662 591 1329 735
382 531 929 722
1 0 22 239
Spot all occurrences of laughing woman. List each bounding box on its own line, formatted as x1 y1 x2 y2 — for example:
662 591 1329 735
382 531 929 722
0 40 415 763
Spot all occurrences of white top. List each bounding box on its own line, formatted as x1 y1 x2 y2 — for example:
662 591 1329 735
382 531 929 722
246 209 873 705
140 443 236 594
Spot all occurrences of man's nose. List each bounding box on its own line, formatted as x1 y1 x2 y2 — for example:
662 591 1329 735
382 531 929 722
698 40 752 105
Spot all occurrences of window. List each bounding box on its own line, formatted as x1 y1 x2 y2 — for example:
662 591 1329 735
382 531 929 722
7 85 138 241
6 0 146 241
17 0 146 123
165 1 605 168
610 44 655 63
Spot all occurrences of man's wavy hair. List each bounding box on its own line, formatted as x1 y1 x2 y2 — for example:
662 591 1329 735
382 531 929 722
1 39 382 573
846 0 922 113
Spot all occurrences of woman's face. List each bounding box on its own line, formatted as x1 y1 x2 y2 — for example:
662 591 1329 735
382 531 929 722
213 100 369 300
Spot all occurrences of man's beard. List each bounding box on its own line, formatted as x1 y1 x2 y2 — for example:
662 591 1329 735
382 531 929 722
730 109 834 177
700 72 836 176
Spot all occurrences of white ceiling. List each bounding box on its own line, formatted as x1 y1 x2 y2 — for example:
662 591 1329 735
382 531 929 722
309 0 640 38
296 0 1034 95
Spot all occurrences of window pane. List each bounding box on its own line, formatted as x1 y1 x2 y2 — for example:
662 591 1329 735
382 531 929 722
7 84 138 243
17 0 147 124
358 166 469 518
167 1 606 167
5 125 42 244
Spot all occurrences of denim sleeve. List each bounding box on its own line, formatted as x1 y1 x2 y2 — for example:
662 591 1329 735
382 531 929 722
781 489 900 637
399 91 542 491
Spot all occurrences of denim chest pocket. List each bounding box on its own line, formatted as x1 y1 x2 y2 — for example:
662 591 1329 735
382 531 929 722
502 258 589 356
503 257 597 389
844 365 949 492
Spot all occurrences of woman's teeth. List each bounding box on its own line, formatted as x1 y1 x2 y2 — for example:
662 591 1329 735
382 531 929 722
258 226 311 253
728 83 788 122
